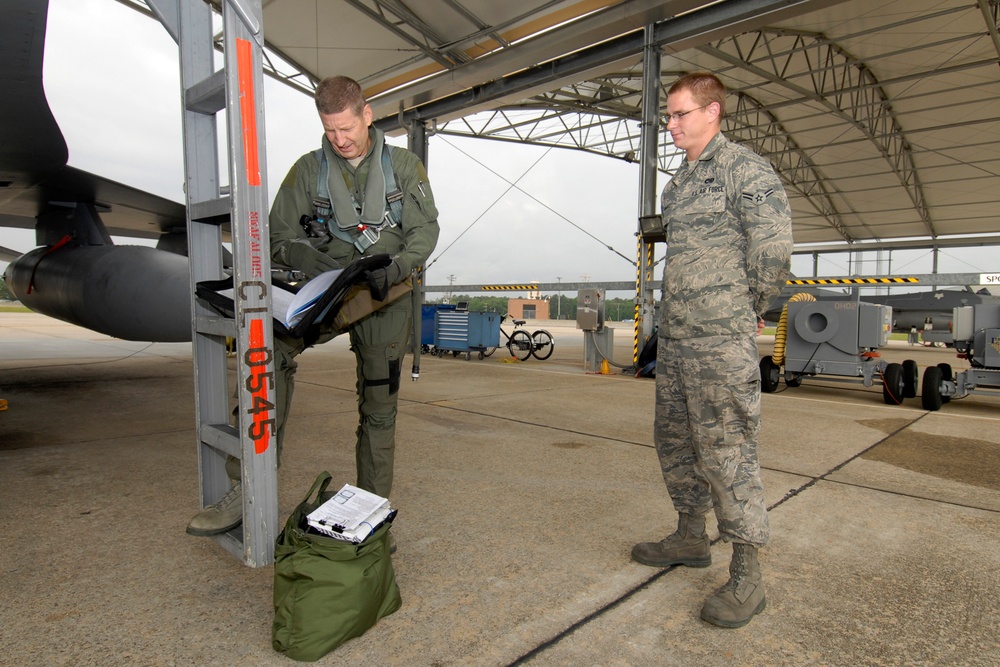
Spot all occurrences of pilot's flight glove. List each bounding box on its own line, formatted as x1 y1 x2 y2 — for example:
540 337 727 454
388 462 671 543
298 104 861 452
285 241 342 279
365 260 403 302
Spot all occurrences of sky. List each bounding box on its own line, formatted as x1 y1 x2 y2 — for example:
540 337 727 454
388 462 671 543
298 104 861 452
3 0 997 298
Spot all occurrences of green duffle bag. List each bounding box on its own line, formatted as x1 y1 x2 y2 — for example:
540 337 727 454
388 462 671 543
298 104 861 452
272 472 401 662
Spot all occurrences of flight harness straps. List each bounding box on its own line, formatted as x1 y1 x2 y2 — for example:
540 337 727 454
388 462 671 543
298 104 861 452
308 144 404 255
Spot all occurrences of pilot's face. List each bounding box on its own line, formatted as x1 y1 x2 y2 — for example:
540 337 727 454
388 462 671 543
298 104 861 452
320 104 373 160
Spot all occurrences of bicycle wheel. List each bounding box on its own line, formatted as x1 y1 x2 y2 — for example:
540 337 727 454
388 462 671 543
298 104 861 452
507 330 533 360
482 345 498 357
530 330 554 360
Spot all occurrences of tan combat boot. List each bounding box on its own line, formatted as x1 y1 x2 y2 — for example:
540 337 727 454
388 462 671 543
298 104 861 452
700 542 766 628
185 481 243 536
631 513 712 567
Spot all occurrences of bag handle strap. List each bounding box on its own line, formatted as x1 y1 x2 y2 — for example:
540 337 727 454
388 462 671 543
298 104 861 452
281 472 335 538
304 471 334 506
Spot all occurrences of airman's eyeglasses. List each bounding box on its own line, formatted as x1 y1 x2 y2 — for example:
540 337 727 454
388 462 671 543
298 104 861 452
662 103 711 123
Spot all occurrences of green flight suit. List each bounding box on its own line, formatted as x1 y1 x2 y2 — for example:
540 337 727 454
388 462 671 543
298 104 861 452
268 127 439 498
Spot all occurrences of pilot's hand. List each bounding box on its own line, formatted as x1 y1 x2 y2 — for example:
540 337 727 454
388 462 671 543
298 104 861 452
365 261 403 302
286 242 341 279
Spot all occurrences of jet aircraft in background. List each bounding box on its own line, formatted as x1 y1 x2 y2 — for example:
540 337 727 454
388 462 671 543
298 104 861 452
1 0 192 342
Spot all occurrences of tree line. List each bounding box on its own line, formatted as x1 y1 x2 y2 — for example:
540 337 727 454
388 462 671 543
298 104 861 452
0 277 15 301
0 278 642 321
427 294 639 321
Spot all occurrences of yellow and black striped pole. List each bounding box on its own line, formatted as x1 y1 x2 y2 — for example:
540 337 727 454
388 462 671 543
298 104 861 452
479 284 541 291
786 277 919 285
633 239 654 365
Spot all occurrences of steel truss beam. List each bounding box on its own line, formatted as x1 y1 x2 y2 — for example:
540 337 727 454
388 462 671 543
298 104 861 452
438 20 953 246
981 0 1000 61
116 0 320 93
699 29 935 238
726 93 859 242
436 82 862 247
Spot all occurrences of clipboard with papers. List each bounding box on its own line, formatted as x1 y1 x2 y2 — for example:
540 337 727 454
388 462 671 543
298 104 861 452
194 253 393 339
305 484 396 544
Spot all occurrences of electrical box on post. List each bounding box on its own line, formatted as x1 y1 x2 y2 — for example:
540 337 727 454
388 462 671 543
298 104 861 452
577 288 604 331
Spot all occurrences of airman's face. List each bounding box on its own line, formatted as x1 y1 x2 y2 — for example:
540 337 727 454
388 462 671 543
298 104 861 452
665 88 720 160
320 104 373 160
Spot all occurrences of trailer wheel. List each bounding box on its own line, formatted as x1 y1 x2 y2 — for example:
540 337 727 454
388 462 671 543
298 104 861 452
902 359 918 398
936 363 953 404
785 375 802 388
921 365 944 411
882 363 904 405
759 355 780 393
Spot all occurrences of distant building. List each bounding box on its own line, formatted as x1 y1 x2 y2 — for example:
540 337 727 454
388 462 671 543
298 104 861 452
507 297 550 320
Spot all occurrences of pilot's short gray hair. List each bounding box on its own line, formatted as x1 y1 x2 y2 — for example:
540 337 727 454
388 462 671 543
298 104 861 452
315 76 366 116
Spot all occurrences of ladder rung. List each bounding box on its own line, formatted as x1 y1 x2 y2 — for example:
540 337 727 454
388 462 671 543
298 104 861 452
195 314 236 337
202 423 240 458
185 69 226 115
190 196 231 225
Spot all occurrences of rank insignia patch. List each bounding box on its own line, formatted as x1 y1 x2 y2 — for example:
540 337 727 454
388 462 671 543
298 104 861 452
742 188 775 205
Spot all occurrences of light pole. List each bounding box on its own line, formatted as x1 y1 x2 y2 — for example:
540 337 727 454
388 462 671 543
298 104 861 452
556 276 561 320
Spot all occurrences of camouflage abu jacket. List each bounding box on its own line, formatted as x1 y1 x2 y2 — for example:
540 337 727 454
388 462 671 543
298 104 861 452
658 131 792 340
269 126 439 279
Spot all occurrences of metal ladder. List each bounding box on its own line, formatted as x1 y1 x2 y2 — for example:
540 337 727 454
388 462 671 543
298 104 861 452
148 0 278 567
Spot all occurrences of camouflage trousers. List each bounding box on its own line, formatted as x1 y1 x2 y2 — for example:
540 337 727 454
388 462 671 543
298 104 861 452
654 334 770 546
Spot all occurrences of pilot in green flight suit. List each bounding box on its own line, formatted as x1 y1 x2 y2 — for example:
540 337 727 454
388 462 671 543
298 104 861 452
186 76 439 542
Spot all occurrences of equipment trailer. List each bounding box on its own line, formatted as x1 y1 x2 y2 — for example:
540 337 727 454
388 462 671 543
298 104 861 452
760 299 917 405
921 304 1000 410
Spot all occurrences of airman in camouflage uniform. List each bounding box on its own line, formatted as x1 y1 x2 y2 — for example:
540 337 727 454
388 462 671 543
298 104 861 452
631 72 792 629
187 76 439 544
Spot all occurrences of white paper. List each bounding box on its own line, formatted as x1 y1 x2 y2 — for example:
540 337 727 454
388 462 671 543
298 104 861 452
211 275 326 329
270 285 297 327
306 483 389 533
284 269 343 328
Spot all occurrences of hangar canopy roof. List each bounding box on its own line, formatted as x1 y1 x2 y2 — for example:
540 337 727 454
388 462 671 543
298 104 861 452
155 0 1000 250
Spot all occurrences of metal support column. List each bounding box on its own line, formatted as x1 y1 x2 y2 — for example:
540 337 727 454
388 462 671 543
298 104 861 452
634 24 661 364
407 121 429 380
148 0 278 567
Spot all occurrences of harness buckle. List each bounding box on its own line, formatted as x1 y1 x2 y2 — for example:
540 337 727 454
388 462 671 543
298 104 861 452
354 224 381 254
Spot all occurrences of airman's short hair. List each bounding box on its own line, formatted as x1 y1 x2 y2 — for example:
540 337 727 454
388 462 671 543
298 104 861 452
315 76 367 116
668 72 726 117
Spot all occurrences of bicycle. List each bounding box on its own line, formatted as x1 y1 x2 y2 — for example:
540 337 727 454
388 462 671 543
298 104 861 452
483 314 555 361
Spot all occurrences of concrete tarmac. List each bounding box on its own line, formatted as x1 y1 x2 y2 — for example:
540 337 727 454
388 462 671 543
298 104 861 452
1 312 998 666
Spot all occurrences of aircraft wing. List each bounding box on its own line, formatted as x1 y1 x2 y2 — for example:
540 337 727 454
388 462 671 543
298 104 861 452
0 0 185 242
0 163 186 241
1 0 191 343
